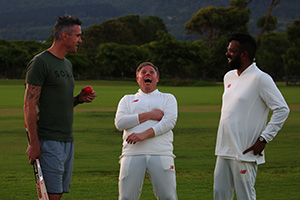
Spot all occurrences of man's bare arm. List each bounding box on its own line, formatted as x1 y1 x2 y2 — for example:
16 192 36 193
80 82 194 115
24 83 41 164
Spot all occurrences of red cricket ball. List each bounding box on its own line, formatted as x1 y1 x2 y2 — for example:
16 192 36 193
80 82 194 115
83 85 93 93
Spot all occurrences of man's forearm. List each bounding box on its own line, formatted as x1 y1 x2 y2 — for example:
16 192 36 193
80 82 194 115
24 104 39 146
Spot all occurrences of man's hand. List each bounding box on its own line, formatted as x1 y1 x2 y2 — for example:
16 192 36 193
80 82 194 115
126 128 155 144
26 143 40 165
139 109 164 124
149 109 164 121
79 88 97 103
75 88 97 106
243 137 267 156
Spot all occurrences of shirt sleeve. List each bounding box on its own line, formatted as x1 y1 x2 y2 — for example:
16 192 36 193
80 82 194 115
25 56 47 86
152 94 178 136
114 95 139 131
259 73 290 142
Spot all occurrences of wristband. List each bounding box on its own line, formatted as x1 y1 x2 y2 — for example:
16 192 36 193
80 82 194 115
76 95 84 104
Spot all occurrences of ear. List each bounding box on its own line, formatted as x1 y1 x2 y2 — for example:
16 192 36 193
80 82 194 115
242 51 248 58
61 32 68 41
157 76 159 83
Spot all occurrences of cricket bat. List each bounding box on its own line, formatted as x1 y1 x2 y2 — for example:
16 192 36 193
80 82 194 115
25 124 49 200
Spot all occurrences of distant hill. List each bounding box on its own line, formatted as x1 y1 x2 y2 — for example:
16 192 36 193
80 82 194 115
0 0 298 41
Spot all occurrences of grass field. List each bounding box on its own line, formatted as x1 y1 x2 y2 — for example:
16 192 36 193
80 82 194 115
0 79 299 200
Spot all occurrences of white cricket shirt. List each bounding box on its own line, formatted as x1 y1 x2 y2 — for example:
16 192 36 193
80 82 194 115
215 63 289 164
115 89 178 158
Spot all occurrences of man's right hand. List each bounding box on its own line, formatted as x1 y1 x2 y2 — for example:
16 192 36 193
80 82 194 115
149 109 164 121
26 143 40 164
138 109 164 124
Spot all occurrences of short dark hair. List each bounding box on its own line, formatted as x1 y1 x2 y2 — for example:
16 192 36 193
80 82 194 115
228 33 257 61
136 62 160 77
53 15 82 40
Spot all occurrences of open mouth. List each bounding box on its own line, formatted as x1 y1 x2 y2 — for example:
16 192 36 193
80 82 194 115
227 56 232 63
144 78 152 83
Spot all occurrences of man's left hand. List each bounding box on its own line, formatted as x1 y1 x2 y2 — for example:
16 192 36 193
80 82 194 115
243 137 266 156
79 88 97 103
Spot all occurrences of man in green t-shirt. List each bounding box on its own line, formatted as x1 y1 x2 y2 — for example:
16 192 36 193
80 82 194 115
24 15 97 200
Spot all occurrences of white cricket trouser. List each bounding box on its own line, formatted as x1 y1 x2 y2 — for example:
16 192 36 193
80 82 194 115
118 155 178 200
214 157 258 200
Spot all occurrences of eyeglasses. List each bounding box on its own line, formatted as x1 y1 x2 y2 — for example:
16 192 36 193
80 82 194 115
226 49 244 53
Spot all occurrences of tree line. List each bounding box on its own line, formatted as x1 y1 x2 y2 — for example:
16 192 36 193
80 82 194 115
0 0 299 85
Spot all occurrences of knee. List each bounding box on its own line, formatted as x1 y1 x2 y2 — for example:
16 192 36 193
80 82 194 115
157 192 177 200
214 184 225 195
119 193 140 200
214 188 224 200
214 186 232 200
119 195 133 200
119 197 129 200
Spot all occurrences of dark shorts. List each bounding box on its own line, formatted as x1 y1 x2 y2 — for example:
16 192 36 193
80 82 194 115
39 140 74 194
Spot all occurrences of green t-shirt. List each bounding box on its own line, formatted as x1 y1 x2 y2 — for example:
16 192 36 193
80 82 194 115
25 51 75 142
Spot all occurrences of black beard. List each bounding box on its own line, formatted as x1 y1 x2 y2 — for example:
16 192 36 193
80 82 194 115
228 54 242 70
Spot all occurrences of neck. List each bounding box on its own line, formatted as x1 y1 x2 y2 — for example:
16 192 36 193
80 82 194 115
141 88 156 94
237 61 252 76
47 41 68 59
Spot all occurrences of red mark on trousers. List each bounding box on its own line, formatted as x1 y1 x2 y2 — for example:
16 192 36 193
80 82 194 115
133 99 139 102
227 84 232 88
240 170 247 174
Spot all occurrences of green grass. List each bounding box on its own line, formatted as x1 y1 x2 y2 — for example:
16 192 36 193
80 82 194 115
0 80 299 200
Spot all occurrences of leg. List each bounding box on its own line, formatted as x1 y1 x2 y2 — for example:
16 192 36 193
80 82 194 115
119 156 147 200
147 156 178 200
214 157 234 200
48 194 63 200
230 160 257 200
62 141 74 193
39 140 74 199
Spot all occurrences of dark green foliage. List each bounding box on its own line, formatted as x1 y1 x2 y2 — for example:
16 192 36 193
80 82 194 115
283 19 300 81
66 53 95 79
0 40 46 79
80 15 167 56
257 14 278 32
94 43 148 78
286 19 300 46
185 5 250 48
256 32 290 81
0 1 298 82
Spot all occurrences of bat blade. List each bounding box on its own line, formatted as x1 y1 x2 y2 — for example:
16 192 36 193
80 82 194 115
34 159 49 200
